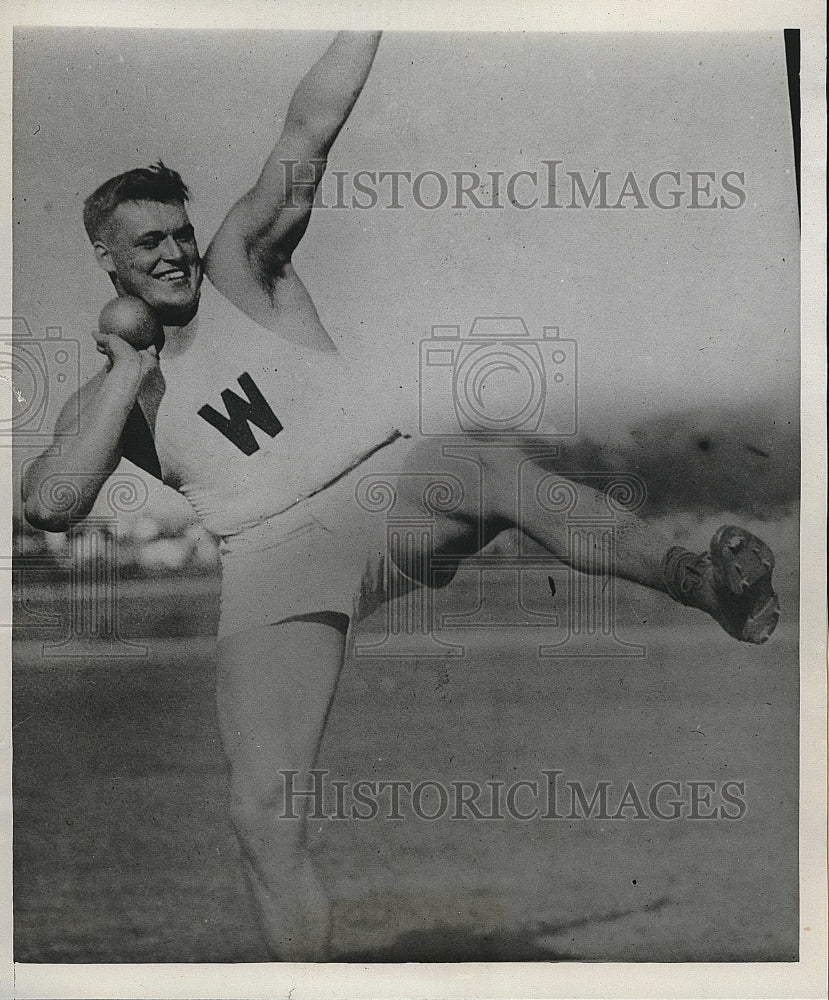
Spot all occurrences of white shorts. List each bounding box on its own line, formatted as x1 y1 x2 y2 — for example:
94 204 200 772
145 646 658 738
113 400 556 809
216 435 412 639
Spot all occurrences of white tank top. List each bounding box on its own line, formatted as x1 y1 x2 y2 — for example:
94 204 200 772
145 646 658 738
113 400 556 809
135 278 401 538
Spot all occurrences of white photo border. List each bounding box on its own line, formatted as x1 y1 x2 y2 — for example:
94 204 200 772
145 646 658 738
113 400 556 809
0 1 825 998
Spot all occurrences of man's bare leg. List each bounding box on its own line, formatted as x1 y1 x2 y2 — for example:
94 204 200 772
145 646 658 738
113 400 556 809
216 616 347 960
393 440 778 643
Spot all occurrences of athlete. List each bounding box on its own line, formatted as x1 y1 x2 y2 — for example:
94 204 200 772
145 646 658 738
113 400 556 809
21 31 779 961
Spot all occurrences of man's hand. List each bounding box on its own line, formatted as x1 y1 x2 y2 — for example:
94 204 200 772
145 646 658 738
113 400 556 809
92 327 155 386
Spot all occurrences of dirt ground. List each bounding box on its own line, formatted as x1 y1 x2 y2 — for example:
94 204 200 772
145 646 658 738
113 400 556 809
13 541 799 963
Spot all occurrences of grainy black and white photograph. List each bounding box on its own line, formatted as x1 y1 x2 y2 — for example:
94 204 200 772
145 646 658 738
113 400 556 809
1 1 825 996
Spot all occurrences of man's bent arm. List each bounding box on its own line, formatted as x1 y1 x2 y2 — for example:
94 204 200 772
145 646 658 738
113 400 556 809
22 363 143 532
205 32 381 289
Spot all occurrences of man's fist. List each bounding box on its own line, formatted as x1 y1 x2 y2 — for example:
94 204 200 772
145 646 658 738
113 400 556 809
98 295 162 351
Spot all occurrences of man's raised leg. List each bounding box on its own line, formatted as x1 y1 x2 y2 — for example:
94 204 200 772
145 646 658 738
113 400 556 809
216 616 348 960
393 440 778 643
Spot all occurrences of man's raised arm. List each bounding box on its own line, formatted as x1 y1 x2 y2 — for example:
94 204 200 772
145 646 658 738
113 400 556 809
205 31 381 299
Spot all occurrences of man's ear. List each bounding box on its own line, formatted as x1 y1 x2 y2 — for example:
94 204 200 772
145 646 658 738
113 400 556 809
93 240 117 276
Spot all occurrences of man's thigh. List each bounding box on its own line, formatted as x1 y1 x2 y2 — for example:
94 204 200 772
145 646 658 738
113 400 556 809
216 620 347 792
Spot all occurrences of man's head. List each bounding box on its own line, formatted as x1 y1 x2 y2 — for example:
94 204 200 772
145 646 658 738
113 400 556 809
84 162 202 325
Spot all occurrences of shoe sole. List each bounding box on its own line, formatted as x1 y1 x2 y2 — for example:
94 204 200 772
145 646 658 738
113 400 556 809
710 526 780 643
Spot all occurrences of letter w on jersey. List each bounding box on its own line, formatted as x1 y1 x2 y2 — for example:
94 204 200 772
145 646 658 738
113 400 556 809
198 372 284 455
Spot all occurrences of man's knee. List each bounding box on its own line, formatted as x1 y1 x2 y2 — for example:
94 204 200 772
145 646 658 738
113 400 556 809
228 772 307 855
390 545 462 590
407 438 532 521
389 439 531 586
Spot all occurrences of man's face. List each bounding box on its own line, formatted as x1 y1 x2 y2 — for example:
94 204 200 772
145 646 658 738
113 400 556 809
94 200 203 324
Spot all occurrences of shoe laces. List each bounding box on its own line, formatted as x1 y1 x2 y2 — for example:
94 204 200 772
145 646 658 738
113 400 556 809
664 546 711 604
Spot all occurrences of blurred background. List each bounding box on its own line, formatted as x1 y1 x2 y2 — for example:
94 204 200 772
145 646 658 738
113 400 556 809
10 29 799 523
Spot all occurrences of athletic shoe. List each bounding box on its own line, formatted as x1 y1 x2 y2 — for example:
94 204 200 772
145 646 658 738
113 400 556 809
662 525 779 643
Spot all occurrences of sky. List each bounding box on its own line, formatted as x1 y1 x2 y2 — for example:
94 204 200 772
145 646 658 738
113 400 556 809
10 29 800 522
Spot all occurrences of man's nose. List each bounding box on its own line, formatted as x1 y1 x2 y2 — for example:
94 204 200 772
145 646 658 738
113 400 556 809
160 236 186 259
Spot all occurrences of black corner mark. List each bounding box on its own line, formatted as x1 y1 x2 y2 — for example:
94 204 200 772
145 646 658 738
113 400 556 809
198 372 284 455
783 28 800 220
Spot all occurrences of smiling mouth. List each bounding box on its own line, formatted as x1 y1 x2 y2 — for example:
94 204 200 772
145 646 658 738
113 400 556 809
153 268 189 284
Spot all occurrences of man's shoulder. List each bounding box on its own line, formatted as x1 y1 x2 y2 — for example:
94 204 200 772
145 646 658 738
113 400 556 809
201 258 330 348
202 251 285 331
195 268 270 333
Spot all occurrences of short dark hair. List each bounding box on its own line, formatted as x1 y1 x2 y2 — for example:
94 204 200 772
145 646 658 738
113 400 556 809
83 161 190 242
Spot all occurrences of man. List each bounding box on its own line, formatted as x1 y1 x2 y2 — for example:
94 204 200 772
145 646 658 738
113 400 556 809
22 31 779 961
